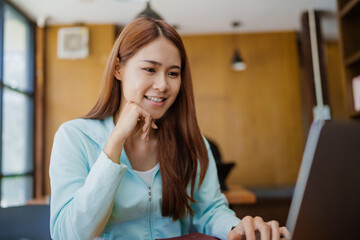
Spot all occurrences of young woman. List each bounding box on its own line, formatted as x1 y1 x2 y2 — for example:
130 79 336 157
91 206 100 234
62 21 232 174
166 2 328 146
49 17 290 240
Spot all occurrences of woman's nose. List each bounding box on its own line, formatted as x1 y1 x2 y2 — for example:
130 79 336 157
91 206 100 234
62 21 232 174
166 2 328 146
153 74 169 92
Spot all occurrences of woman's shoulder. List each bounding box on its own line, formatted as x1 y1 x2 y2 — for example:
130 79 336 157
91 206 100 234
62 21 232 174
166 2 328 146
202 135 211 149
56 117 113 145
60 118 105 131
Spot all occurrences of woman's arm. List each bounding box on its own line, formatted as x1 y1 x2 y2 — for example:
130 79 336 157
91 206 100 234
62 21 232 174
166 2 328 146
191 138 240 239
50 102 156 239
49 122 127 240
192 138 291 240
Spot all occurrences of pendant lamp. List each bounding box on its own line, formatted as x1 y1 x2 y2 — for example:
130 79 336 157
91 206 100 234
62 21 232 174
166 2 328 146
135 1 163 20
232 49 246 71
231 21 246 71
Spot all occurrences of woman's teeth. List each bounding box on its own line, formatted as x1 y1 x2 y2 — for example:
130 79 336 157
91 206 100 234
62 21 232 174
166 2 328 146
146 96 165 102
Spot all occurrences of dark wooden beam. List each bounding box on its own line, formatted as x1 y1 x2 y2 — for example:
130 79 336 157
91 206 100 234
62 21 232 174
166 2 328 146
300 11 331 124
34 25 45 199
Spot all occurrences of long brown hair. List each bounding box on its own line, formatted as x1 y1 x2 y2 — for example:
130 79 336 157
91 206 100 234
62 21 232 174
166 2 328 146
84 16 208 220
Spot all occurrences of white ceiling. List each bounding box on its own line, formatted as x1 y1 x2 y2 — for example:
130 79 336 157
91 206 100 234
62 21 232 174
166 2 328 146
9 0 339 39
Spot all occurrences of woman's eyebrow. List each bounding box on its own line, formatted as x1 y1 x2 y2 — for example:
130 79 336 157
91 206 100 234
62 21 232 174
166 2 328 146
170 65 181 70
140 60 161 65
140 60 181 70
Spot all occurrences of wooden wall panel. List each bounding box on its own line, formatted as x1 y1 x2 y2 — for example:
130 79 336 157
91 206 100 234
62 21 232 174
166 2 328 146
182 32 305 187
44 25 115 194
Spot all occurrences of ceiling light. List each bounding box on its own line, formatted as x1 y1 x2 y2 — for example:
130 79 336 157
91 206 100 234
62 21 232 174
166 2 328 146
231 21 246 71
232 50 246 71
135 1 163 20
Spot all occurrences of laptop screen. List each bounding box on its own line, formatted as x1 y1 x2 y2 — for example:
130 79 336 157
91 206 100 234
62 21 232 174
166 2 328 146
286 120 360 240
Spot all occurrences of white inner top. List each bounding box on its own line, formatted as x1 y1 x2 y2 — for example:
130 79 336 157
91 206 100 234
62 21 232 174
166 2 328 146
133 163 160 186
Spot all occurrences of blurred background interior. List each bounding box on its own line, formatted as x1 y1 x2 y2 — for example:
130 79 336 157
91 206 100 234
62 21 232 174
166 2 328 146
0 0 358 234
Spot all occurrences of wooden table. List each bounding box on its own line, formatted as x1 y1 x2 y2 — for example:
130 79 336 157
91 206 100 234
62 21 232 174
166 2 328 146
223 185 257 205
26 195 50 205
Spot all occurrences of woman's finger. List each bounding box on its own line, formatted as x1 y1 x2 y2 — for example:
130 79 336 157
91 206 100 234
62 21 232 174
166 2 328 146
141 131 147 141
126 101 157 141
144 115 152 141
131 105 150 140
279 226 291 239
267 220 280 239
241 216 256 240
254 216 270 240
226 230 242 240
151 121 158 129
140 120 148 140
227 223 246 240
141 115 149 131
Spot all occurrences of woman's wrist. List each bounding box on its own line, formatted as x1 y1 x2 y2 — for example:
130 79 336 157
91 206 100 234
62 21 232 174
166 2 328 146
104 134 125 163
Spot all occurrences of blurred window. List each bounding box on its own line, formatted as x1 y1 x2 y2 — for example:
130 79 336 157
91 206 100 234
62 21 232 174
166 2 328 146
0 1 34 207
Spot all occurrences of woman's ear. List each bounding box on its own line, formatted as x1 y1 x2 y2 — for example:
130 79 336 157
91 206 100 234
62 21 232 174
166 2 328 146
114 57 122 81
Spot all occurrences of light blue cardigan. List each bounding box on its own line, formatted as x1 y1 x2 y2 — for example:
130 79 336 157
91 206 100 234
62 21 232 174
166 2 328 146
49 116 240 240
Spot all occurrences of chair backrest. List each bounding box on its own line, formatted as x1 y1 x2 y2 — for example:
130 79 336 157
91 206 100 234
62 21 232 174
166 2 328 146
206 137 235 191
0 205 51 240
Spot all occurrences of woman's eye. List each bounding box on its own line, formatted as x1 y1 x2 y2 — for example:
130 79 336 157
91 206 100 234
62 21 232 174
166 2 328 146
168 72 180 77
143 68 155 73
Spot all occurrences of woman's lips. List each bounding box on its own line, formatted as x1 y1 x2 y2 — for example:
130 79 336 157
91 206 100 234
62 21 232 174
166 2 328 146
145 96 167 106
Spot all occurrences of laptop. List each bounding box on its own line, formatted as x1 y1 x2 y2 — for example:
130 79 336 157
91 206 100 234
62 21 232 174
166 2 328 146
286 120 360 240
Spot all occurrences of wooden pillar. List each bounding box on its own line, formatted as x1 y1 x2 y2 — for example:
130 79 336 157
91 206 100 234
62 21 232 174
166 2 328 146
300 11 331 127
34 24 46 199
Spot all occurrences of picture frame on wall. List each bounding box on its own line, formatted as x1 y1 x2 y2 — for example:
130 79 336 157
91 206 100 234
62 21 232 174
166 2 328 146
57 27 89 59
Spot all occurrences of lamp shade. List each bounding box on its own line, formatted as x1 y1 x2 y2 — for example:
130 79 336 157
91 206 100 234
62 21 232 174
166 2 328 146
231 49 246 71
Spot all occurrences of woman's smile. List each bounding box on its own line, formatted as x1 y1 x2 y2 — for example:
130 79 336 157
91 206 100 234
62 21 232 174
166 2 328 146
144 95 168 107
145 95 167 103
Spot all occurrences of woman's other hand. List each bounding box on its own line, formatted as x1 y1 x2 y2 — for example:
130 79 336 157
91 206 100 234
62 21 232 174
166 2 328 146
227 216 291 240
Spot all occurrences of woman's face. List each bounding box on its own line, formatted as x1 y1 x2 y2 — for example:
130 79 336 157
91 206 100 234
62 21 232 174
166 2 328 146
117 37 182 120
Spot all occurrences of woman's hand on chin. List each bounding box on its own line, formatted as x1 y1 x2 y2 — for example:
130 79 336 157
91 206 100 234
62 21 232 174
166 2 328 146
104 101 158 163
227 216 291 240
114 101 158 142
